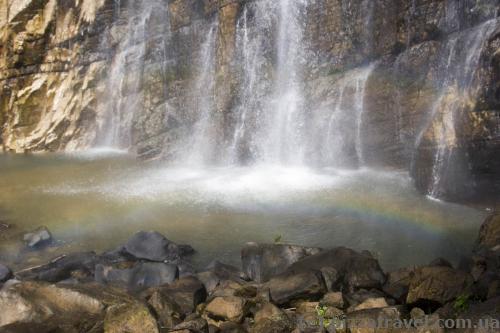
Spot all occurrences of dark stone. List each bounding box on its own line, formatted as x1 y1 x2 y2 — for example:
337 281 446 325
123 231 177 262
23 226 52 249
287 247 386 291
0 264 12 283
16 252 98 283
382 266 415 303
172 317 208 332
241 242 322 283
346 306 408 331
429 257 453 268
263 271 327 305
206 261 244 281
406 266 474 307
345 289 390 308
159 276 207 315
96 262 178 289
148 290 182 330
132 262 178 288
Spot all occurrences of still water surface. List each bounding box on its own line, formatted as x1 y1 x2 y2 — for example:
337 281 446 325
0 150 488 271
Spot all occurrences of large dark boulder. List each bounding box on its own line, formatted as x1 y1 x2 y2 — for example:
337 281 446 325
287 247 386 291
96 262 178 289
406 266 473 307
241 242 322 283
123 231 180 262
262 271 327 305
15 252 98 283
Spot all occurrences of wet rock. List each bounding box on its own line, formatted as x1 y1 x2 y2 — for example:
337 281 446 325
204 296 248 323
197 261 245 294
123 231 178 262
429 258 453 268
23 226 52 249
147 290 182 330
197 270 220 294
320 266 341 291
172 317 208 332
382 266 415 302
158 276 207 315
16 252 98 283
346 306 407 333
410 307 425 321
287 247 386 291
0 281 119 330
320 292 345 309
0 264 12 283
96 262 178 289
345 289 390 309
241 242 322 283
263 271 327 305
406 266 473 307
476 213 500 251
104 301 159 333
352 297 389 312
251 303 293 333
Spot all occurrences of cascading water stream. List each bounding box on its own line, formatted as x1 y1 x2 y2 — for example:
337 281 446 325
180 23 218 166
98 0 168 149
413 19 497 199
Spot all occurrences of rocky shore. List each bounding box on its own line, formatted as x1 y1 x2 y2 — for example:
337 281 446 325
0 214 499 333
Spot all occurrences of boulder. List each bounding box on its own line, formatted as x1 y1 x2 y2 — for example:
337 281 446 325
197 261 245 294
204 296 248 323
287 247 386 291
104 302 159 333
321 292 345 309
96 262 178 289
263 271 327 305
157 276 207 315
382 266 415 303
123 231 180 262
23 226 52 249
429 258 453 268
0 264 12 283
345 289 390 309
16 252 98 283
476 213 500 251
147 290 182 330
353 297 389 312
0 281 156 331
406 266 473 306
241 243 322 283
346 306 407 333
172 317 208 332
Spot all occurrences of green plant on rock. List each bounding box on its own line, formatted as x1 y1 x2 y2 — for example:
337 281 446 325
315 304 331 328
453 294 470 314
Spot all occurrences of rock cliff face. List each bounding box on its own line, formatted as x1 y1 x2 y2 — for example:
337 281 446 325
0 0 499 202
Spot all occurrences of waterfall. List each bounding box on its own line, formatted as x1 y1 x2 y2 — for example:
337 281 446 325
317 65 375 167
97 0 168 149
179 23 218 166
413 19 497 198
